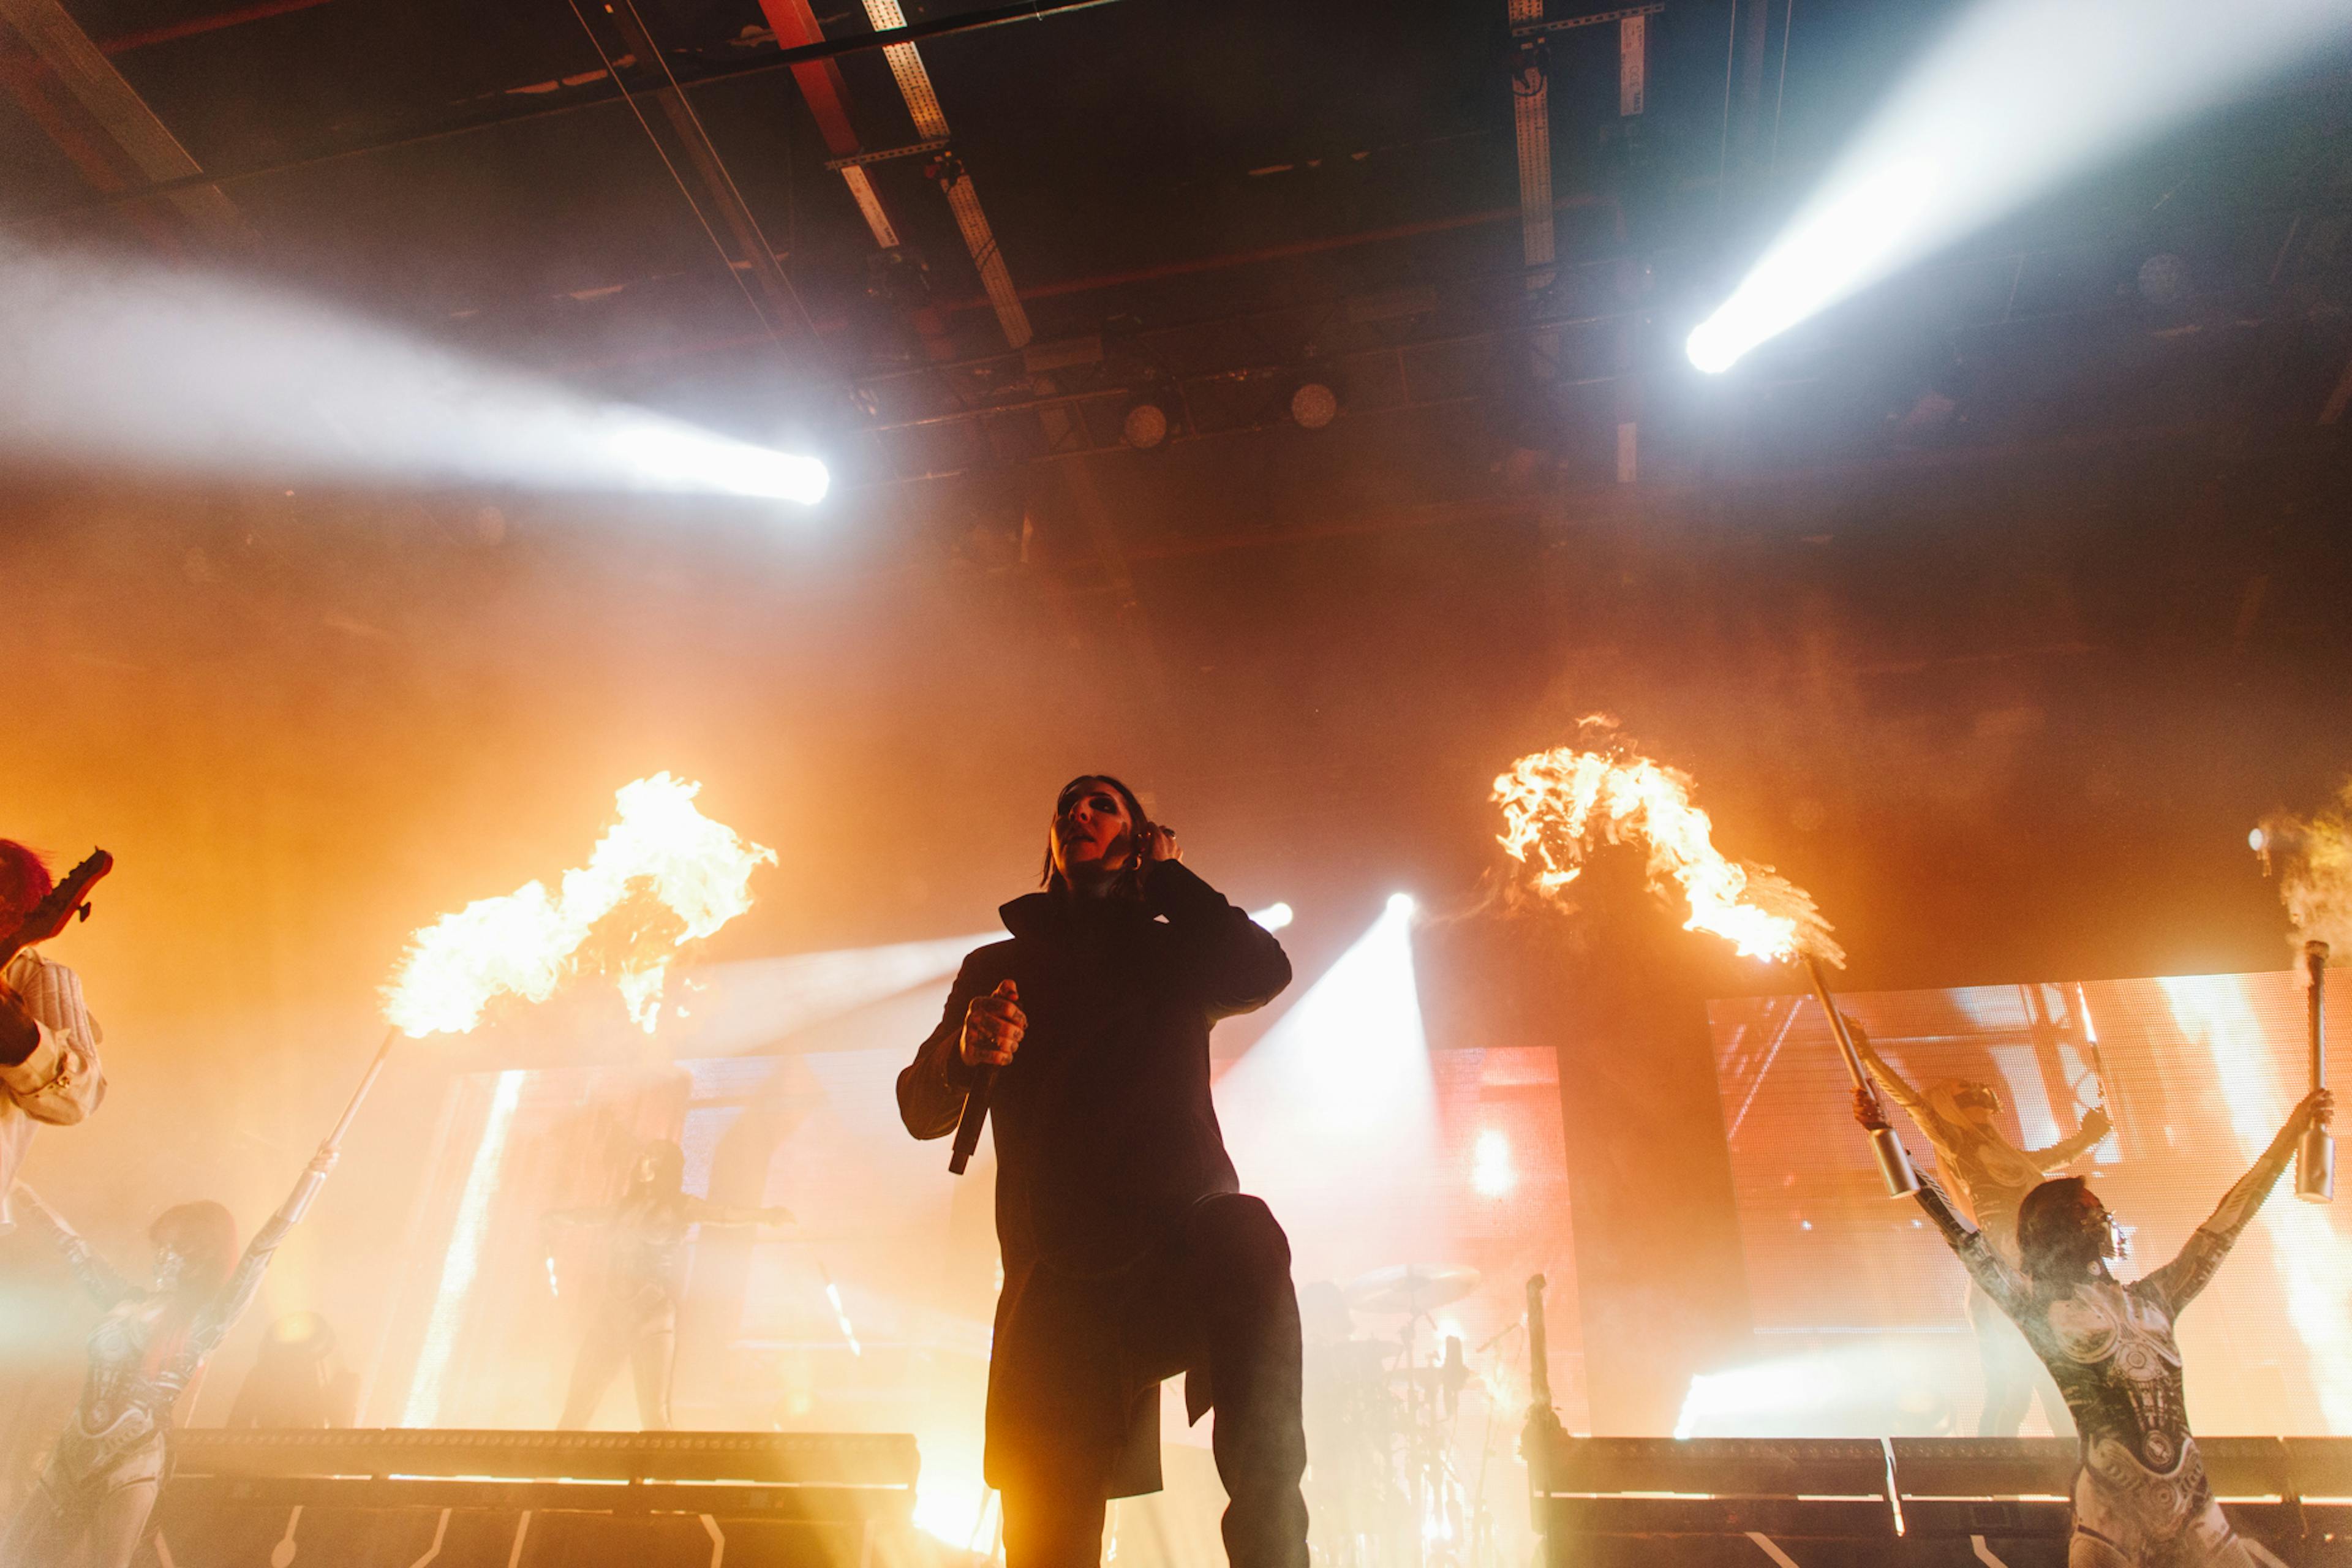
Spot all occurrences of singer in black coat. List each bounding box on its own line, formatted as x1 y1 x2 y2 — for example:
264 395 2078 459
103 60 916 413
899 854 1304 1568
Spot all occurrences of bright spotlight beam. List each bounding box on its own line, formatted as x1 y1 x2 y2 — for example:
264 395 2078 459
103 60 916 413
0 240 828 503
1686 0 2346 373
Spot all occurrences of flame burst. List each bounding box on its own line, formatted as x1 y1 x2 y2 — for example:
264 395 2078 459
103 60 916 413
1494 727 1844 966
384 774 777 1037
2255 778 2352 952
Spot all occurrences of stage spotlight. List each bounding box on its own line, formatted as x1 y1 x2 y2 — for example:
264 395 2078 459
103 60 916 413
1251 902 1295 932
1471 1128 1516 1199
1121 394 1172 450
1683 0 2341 371
1387 891 1416 916
2250 827 2268 853
1216 894 1444 1276
1288 379 1340 430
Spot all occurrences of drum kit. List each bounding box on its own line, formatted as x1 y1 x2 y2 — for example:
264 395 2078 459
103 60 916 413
1303 1262 1512 1568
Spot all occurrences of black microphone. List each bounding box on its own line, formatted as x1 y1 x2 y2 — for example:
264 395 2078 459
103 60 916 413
949 1067 995 1175
949 979 1019 1175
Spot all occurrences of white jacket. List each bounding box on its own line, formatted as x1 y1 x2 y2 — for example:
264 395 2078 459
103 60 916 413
1 949 104 1229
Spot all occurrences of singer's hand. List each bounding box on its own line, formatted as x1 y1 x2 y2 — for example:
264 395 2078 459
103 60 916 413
1138 824 1182 865
2079 1106 2113 1143
961 980 1025 1069
1853 1087 1890 1132
2294 1087 2334 1134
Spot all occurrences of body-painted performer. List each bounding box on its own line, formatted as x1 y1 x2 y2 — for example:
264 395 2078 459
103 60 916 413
1850 1022 2109 1435
1 840 105 1232
1856 1085 2331 1568
2 1147 339 1568
899 775 1305 1568
547 1139 791 1431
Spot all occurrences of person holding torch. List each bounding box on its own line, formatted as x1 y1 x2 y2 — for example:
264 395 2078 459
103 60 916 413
2 1145 342 1568
1853 1083 2331 1567
897 775 1303 1568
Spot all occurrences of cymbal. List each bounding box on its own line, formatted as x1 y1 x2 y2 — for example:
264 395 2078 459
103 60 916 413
1342 1263 1480 1315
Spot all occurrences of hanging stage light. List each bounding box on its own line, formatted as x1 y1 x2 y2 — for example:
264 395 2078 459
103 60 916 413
1121 394 1172 449
1288 378 1340 431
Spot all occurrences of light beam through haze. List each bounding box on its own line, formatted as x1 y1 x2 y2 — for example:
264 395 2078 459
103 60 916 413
0 242 829 502
1687 0 2349 374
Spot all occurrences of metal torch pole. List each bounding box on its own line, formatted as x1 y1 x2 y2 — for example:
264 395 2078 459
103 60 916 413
2300 941 2333 1203
1804 956 1919 1197
283 1027 399 1224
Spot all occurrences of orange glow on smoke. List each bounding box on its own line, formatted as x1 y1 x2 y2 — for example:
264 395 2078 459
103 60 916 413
1493 725 1844 965
381 772 775 1036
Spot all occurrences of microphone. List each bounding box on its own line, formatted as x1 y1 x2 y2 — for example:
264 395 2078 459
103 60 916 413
949 1069 996 1174
949 980 1017 1175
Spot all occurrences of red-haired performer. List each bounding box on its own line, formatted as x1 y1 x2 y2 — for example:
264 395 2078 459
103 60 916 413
899 776 1303 1568
1856 1085 2332 1568
0 840 105 1231
2 1146 341 1568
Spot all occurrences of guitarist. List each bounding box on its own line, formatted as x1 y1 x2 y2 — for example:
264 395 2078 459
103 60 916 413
0 840 105 1231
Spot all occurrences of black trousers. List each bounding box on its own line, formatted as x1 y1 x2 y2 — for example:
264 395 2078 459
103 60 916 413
994 1194 1310 1568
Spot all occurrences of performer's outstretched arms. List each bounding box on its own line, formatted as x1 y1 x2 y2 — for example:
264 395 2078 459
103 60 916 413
899 956 987 1140
1854 1089 2027 1315
11 1183 136 1307
1146 859 1291 1019
2144 1087 2331 1314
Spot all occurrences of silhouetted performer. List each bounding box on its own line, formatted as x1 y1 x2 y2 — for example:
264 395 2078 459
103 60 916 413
1 840 106 1232
3 1153 334 1568
1853 1023 2109 1436
1857 1085 2330 1568
548 1139 790 1430
899 775 1304 1568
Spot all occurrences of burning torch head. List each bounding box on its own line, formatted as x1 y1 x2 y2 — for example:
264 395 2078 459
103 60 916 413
630 1139 687 1199
2019 1176 2125 1281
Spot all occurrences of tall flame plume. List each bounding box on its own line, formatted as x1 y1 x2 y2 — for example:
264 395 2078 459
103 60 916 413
383 773 777 1038
2256 777 2352 952
1494 725 1845 967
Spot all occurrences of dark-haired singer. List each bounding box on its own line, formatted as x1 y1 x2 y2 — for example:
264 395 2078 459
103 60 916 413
899 776 1304 1568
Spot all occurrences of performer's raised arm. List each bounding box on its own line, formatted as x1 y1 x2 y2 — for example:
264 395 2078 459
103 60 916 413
2144 1087 2331 1314
2027 1104 2113 1173
164 1148 341 1387
10 1183 137 1308
1145 854 1291 1019
1853 1088 2026 1314
1848 1021 1942 1137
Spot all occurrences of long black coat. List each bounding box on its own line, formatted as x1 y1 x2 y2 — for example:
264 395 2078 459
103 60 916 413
897 859 1292 1492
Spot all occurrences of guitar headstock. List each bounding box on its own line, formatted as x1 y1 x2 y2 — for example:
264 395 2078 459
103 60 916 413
9 849 113 950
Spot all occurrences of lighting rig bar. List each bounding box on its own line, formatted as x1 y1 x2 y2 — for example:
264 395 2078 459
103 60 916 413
1510 3 1662 39
823 138 953 172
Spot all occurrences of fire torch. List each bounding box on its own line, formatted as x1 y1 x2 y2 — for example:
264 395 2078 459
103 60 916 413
1804 957 1919 1198
2300 940 2332 1204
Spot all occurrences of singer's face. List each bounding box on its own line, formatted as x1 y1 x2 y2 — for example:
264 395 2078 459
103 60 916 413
1052 780 1135 886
